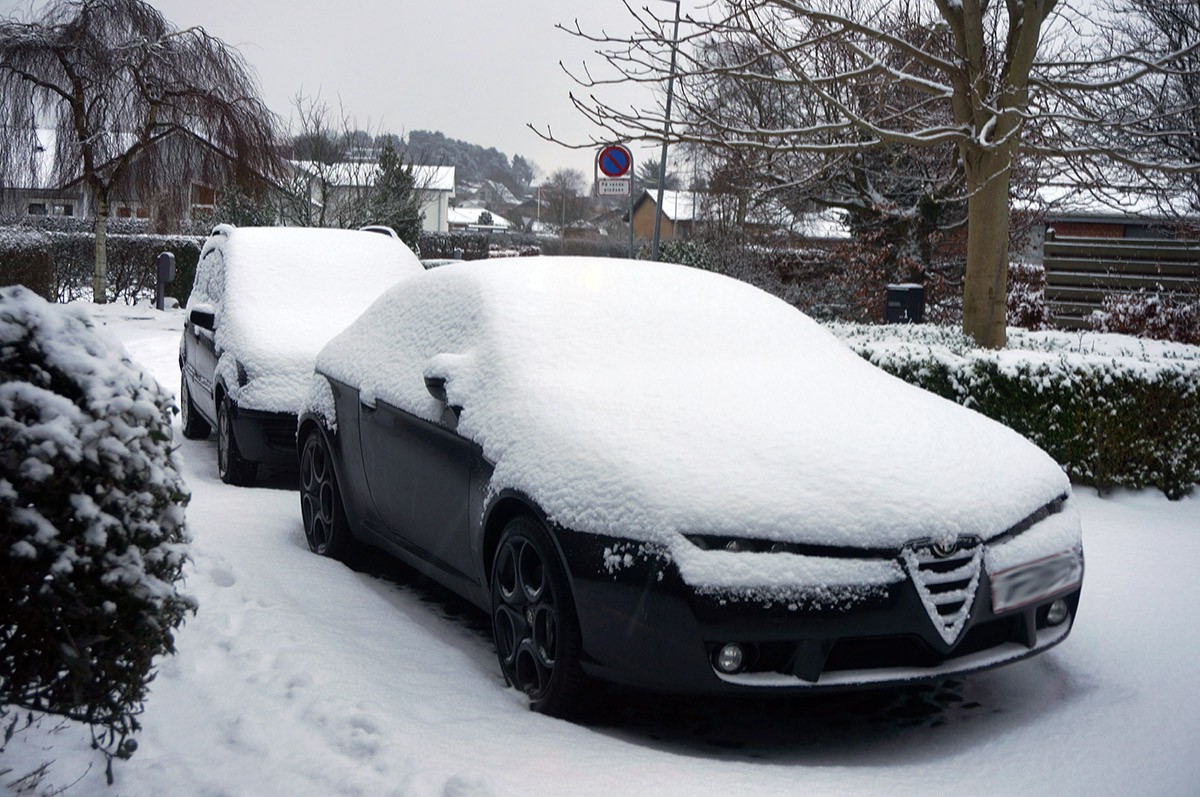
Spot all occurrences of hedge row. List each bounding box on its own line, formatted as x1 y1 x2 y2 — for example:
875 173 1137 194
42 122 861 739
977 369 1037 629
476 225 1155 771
830 323 1200 498
417 231 631 261
0 226 202 306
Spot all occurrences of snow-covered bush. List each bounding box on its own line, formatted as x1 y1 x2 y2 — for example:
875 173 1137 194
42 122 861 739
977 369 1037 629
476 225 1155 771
0 286 194 776
1090 291 1200 346
1007 262 1051 330
830 322 1200 498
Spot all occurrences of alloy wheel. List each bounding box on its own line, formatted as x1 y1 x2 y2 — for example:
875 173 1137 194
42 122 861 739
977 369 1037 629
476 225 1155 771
300 434 335 554
492 534 560 697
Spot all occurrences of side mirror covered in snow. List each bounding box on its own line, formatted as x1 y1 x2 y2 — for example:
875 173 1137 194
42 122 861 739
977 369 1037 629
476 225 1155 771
424 375 462 428
189 305 216 332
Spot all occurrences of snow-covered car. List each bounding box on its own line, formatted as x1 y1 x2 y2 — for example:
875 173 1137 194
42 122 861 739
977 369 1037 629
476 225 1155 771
180 224 423 485
297 257 1084 716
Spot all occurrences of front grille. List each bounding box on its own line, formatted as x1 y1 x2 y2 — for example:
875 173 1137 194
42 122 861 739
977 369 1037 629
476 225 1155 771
902 539 982 645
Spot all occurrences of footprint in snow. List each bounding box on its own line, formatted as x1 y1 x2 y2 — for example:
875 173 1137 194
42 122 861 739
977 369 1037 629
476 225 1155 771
443 773 495 797
209 563 236 587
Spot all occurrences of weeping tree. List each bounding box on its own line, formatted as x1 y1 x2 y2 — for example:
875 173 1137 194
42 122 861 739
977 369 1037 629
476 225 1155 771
545 0 1200 348
0 0 281 303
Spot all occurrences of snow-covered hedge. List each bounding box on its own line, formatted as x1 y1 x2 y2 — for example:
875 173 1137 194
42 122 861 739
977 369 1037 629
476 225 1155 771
0 287 194 775
829 322 1200 498
0 225 202 305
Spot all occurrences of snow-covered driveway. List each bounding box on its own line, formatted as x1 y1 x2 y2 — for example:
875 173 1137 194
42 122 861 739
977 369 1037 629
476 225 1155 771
5 304 1198 797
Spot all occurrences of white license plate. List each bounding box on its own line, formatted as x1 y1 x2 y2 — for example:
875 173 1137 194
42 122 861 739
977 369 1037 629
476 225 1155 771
991 549 1082 614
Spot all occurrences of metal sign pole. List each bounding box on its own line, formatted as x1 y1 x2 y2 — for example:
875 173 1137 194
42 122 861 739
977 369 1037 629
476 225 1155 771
651 0 682 263
629 180 635 259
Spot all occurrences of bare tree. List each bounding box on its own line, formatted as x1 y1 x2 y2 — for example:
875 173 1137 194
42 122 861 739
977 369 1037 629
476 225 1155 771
680 13 968 272
0 0 281 303
542 168 591 232
1043 0 1200 220
543 0 1199 347
281 90 364 228
281 91 435 248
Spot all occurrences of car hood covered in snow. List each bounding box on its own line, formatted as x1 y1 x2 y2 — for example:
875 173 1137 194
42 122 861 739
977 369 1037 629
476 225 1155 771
192 225 424 413
315 257 1074 553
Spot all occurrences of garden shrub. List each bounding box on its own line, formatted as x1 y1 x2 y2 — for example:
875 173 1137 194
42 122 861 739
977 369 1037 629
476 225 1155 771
1090 291 1200 346
830 322 1200 498
0 228 54 300
0 225 202 305
1007 262 1051 330
0 286 194 779
641 238 718 271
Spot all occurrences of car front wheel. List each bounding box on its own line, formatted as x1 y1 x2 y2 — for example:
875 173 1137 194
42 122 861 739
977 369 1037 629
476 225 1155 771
299 430 360 561
217 397 257 486
491 516 586 718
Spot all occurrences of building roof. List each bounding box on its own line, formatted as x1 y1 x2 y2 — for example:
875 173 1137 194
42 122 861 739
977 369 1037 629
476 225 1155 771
448 206 512 230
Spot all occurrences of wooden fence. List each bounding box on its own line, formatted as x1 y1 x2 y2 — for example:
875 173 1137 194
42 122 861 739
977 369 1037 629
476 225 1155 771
1043 231 1200 329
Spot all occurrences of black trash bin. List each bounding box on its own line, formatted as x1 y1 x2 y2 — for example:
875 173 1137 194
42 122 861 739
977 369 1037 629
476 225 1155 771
885 283 925 323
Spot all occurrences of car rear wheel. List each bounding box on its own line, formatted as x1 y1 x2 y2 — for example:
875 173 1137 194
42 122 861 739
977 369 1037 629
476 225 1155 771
217 397 257 486
299 430 360 561
180 375 211 440
491 516 586 718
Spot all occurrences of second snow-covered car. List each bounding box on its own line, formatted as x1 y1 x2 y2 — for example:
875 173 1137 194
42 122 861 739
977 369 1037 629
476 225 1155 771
180 224 423 485
297 257 1084 716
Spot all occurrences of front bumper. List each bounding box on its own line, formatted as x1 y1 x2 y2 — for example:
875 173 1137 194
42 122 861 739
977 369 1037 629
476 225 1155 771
556 530 1082 694
230 405 298 465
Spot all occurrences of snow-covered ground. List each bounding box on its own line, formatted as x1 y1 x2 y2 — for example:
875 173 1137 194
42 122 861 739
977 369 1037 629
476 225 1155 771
3 303 1199 797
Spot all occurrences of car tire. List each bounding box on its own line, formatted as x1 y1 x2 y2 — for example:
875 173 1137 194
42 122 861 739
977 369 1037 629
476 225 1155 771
180 375 211 440
217 397 257 486
491 516 586 718
299 429 361 562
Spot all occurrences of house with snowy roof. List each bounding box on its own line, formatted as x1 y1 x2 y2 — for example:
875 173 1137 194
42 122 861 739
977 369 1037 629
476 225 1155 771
289 160 456 233
447 206 513 234
630 189 849 242
0 127 254 227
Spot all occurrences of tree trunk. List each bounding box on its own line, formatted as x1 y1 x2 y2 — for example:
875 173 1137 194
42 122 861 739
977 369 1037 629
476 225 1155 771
961 165 1011 349
93 191 110 304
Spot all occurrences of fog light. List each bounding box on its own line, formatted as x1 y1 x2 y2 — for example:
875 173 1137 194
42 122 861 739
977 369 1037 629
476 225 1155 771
715 643 744 674
724 540 745 553
1046 599 1069 626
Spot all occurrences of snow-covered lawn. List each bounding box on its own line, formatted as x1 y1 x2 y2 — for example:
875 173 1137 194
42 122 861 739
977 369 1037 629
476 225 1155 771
4 303 1199 797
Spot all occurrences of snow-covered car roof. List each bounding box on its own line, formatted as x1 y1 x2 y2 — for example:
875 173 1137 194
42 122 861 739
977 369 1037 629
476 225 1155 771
191 224 424 413
314 257 1073 552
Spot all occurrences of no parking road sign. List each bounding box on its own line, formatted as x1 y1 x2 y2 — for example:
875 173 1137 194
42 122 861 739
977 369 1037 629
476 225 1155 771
597 145 633 178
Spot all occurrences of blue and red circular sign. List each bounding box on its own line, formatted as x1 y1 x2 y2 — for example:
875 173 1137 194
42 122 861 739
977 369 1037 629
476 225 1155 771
598 145 633 178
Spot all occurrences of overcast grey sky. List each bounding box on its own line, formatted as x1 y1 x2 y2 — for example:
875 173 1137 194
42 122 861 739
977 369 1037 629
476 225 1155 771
2 0 694 180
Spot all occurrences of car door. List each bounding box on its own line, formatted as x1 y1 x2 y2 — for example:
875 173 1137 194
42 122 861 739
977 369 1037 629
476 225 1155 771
358 397 478 585
182 246 223 423
182 311 219 422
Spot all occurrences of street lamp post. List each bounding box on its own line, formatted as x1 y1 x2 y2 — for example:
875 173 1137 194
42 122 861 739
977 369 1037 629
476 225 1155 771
651 0 681 262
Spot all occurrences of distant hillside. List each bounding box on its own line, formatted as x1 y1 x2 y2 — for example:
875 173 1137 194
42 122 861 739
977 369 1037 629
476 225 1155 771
408 130 535 196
